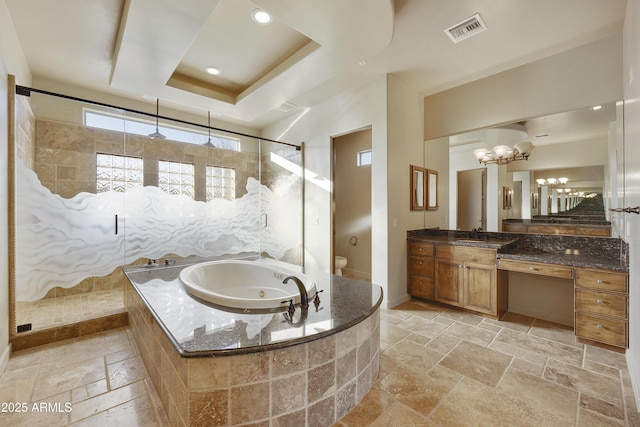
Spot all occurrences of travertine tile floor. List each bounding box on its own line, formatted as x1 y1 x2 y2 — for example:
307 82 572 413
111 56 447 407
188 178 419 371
0 299 638 426
15 289 124 330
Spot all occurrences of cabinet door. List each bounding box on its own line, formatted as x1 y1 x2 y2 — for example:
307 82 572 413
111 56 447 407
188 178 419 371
435 259 463 307
463 263 496 315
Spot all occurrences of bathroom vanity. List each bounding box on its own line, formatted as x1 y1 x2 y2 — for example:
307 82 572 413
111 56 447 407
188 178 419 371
407 229 629 349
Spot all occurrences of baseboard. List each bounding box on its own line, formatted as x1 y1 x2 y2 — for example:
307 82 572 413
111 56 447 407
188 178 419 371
508 304 573 327
627 351 640 412
386 292 411 310
342 267 371 281
0 342 11 376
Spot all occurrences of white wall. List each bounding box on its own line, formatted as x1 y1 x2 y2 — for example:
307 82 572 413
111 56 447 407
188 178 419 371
623 0 640 410
261 73 448 309
0 0 31 373
261 78 392 304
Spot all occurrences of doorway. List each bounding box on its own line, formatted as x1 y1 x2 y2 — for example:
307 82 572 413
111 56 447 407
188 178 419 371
332 128 372 280
457 168 486 230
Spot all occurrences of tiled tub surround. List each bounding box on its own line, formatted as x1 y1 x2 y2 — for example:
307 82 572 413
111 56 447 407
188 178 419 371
124 261 382 426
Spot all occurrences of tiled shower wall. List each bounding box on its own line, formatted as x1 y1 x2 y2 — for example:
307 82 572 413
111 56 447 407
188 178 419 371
30 119 261 300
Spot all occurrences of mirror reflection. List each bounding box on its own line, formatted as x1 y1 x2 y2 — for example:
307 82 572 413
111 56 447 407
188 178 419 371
444 101 621 234
410 165 425 210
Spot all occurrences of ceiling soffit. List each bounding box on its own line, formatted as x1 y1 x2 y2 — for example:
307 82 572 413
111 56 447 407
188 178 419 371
110 0 394 121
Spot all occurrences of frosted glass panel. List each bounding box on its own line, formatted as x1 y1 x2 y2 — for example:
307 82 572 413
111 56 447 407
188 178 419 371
13 90 303 331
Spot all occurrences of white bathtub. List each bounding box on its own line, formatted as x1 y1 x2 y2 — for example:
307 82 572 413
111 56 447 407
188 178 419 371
178 260 317 310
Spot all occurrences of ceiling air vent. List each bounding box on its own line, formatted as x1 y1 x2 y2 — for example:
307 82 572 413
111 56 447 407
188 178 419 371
444 13 487 44
277 102 296 112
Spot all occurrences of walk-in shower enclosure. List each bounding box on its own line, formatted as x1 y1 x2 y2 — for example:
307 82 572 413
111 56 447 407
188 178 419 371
10 81 304 335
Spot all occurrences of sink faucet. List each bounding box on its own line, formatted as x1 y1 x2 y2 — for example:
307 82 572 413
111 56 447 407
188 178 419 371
471 228 479 239
283 276 309 309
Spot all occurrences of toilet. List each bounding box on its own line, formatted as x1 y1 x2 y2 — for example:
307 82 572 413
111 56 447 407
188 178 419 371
335 256 347 276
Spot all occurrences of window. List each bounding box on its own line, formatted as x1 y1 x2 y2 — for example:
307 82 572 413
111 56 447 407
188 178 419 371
96 154 143 193
357 149 372 166
85 110 240 151
158 161 195 198
206 166 236 201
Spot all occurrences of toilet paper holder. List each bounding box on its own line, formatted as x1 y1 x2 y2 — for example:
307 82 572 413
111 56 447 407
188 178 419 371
349 236 358 246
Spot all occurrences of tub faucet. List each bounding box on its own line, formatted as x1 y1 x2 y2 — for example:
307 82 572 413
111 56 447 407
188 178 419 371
283 276 309 309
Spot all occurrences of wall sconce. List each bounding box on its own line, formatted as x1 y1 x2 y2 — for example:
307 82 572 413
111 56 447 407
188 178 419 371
473 141 534 165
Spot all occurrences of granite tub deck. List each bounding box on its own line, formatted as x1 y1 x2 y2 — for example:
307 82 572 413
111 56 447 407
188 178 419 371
124 260 382 427
407 229 628 271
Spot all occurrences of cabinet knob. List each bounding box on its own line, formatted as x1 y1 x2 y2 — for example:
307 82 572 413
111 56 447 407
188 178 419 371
419 261 423 265
597 279 604 283
596 324 603 329
597 299 603 304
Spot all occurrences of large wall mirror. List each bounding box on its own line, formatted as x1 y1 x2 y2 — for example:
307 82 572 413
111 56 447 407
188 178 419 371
440 100 622 232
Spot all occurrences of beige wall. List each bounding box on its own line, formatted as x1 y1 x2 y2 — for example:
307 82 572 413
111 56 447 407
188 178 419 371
424 34 623 140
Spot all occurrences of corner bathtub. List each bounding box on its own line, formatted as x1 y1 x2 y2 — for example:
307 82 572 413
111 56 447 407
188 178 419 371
124 260 383 426
179 259 317 310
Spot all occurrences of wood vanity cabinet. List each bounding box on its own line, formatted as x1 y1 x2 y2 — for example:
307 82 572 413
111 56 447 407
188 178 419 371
574 268 629 348
407 241 435 299
434 245 504 316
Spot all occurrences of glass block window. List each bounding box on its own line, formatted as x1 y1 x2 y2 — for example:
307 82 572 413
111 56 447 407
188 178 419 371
158 161 195 198
96 154 143 193
206 166 236 201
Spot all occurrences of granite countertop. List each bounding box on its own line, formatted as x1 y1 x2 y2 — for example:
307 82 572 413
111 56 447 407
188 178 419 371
496 243 628 272
503 218 611 226
124 261 383 357
407 229 628 272
407 230 516 250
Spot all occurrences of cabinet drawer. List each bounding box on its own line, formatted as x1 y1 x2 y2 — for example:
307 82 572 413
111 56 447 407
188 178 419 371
497 259 573 279
575 289 627 318
409 256 434 277
527 225 576 235
408 240 434 257
575 269 628 293
409 276 434 300
503 223 527 232
575 313 627 348
436 245 496 265
575 227 610 237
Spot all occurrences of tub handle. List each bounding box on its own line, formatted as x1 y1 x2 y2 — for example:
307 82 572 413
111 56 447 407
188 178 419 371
281 299 295 317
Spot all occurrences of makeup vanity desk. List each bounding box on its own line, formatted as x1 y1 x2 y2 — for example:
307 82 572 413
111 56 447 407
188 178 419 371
407 229 629 349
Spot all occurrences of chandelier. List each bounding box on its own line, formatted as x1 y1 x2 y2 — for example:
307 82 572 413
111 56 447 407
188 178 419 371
473 140 534 165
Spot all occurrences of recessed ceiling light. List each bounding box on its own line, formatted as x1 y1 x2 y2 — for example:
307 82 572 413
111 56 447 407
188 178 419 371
251 8 272 25
206 66 220 75
590 105 603 111
358 60 366 66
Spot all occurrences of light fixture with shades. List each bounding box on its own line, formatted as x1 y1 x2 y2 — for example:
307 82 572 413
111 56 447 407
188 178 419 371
536 177 569 187
473 140 535 165
148 98 166 140
204 111 214 148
